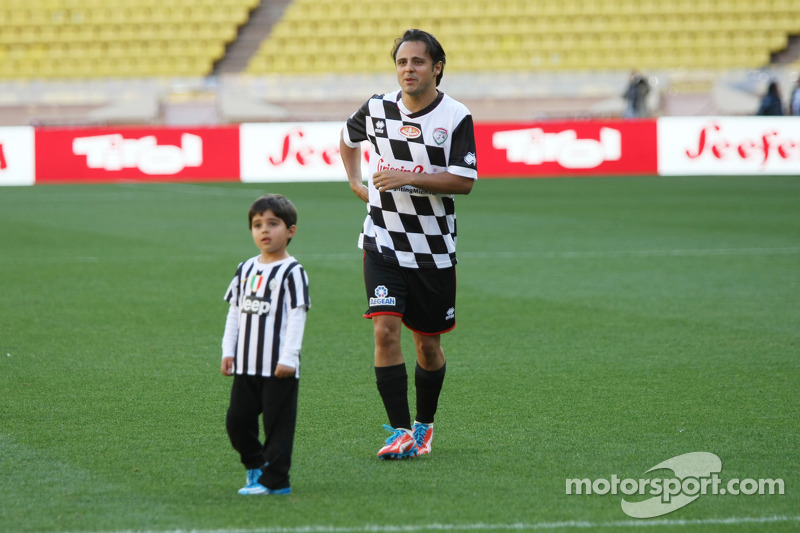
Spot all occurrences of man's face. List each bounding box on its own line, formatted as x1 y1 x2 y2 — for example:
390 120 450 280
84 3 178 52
395 40 441 99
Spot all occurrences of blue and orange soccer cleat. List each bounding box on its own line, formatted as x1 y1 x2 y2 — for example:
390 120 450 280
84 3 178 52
377 425 419 460
412 421 433 455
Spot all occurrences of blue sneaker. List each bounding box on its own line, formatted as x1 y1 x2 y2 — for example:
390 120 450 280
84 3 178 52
241 467 262 492
238 483 291 495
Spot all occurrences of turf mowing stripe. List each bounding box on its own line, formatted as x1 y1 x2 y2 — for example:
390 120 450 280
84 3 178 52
118 183 266 197
71 514 800 533
2 247 798 265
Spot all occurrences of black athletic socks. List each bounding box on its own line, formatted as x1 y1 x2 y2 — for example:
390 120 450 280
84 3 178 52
375 363 411 430
414 362 446 425
376 362 447 428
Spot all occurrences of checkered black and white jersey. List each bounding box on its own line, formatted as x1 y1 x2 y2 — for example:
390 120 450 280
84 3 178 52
342 90 478 269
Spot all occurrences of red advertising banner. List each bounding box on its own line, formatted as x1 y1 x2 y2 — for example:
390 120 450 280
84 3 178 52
35 126 240 183
26 119 668 184
476 120 658 177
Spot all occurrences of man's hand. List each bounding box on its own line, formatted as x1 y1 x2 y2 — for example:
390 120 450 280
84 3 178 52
373 170 402 192
340 131 369 203
351 180 369 203
373 170 474 195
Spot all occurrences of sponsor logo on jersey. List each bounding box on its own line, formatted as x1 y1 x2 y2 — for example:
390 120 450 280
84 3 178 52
242 294 271 315
433 128 448 145
399 125 422 139
370 285 396 306
464 152 477 166
376 158 424 173
399 185 433 195
374 120 386 135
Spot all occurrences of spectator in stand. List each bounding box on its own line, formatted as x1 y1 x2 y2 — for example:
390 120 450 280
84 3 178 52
623 70 650 118
756 80 784 116
790 78 800 116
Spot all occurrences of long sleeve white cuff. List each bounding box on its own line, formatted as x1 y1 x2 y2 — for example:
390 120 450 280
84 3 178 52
221 304 239 359
277 305 308 371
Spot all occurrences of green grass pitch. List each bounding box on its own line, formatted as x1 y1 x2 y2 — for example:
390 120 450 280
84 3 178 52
1 176 798 532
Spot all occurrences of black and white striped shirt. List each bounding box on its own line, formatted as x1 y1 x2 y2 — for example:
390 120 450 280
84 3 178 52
343 90 478 269
222 256 310 378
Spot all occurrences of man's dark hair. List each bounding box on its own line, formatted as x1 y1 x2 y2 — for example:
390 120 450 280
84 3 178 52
248 194 298 243
392 29 446 86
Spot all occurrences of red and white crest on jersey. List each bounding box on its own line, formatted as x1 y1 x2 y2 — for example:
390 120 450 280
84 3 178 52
399 125 422 139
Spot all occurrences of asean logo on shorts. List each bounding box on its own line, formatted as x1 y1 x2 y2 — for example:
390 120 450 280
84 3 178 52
370 285 396 307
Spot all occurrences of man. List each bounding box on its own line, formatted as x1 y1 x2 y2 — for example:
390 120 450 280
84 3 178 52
339 29 478 460
624 70 650 118
790 78 800 116
756 80 784 116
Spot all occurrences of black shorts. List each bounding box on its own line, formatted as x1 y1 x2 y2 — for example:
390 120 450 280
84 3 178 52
363 250 456 335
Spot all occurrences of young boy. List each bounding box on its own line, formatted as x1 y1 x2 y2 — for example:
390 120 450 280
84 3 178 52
220 194 310 495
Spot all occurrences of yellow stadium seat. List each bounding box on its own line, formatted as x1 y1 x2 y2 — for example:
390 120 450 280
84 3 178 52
2 0 798 80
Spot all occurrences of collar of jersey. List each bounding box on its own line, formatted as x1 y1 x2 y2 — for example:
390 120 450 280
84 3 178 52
396 90 445 118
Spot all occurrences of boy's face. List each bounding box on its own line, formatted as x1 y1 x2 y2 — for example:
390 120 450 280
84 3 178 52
251 209 296 262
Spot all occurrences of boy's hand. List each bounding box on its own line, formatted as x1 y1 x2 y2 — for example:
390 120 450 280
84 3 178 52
221 356 234 376
274 364 296 378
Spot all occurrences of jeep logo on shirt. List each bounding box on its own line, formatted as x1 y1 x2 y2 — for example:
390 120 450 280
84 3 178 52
242 295 271 315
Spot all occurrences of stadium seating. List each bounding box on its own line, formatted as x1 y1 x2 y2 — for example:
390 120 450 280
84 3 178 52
246 0 800 74
0 0 799 80
0 0 257 79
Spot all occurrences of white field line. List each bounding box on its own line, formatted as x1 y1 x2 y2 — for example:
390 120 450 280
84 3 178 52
0 183 260 202
459 247 800 260
76 514 800 533
2 247 798 265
